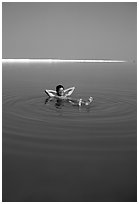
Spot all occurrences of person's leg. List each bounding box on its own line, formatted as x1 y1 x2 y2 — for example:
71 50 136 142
68 97 94 106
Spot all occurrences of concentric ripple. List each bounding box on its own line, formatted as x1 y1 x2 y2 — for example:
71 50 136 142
3 89 136 124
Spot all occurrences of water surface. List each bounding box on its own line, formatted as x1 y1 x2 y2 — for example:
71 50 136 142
2 62 137 201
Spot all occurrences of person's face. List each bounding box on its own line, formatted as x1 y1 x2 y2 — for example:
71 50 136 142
58 87 64 96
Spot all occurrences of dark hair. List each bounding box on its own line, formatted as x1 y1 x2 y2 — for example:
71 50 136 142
56 85 64 96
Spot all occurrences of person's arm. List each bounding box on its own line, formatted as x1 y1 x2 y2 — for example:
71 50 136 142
64 87 75 96
45 89 56 97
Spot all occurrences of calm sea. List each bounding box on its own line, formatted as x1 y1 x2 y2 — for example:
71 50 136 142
2 62 137 202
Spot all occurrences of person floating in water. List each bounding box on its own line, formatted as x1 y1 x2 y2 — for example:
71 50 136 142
45 84 94 106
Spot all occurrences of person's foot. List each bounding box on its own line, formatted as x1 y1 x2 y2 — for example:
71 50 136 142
89 97 93 102
79 99 82 106
85 97 94 105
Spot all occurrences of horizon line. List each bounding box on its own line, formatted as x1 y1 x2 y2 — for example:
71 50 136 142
2 59 127 63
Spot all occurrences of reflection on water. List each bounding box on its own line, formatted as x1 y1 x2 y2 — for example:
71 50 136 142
55 99 64 109
2 62 137 202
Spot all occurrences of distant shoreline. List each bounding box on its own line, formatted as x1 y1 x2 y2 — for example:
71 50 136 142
2 59 127 63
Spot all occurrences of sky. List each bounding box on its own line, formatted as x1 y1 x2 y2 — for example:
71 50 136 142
2 2 137 61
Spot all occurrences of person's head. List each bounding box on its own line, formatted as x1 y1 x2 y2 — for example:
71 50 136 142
56 85 64 96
